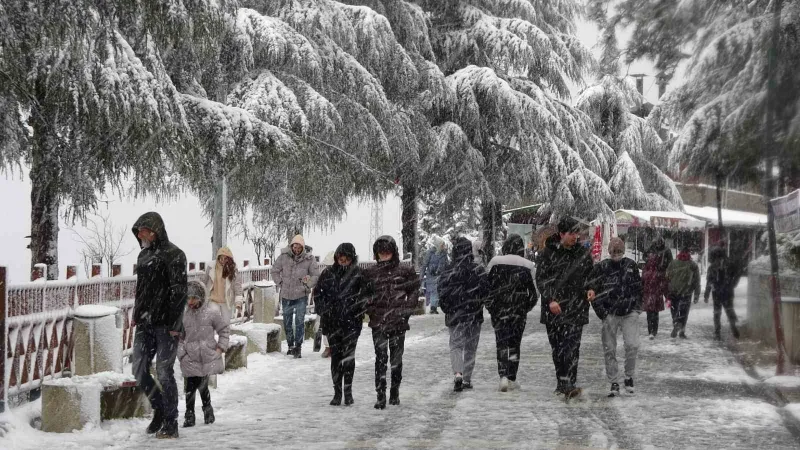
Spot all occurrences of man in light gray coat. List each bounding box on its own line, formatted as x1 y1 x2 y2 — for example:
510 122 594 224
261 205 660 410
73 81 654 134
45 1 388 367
271 234 320 358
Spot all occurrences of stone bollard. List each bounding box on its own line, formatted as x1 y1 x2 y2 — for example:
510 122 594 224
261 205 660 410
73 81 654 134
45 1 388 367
231 323 283 355
304 315 319 341
72 305 123 376
252 281 277 324
225 336 248 371
273 317 286 341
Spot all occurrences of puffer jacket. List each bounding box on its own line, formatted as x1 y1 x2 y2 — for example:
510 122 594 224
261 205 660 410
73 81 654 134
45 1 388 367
271 246 320 300
536 233 594 326
314 243 368 338
421 244 449 292
485 235 538 325
586 257 642 320
364 235 420 332
131 212 187 332
178 292 230 377
438 237 489 327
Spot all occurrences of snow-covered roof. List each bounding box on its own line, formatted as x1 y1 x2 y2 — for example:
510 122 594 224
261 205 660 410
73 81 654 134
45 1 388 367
502 203 542 214
683 205 768 228
615 209 706 230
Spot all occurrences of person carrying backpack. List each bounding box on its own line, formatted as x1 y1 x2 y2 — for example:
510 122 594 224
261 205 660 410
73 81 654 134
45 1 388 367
665 246 701 339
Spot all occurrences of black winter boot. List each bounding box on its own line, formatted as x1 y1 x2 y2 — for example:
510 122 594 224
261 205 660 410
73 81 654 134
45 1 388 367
389 386 400 405
374 390 386 410
182 410 195 428
731 324 740 339
203 405 215 424
344 385 354 406
156 420 179 439
294 345 302 359
146 409 164 434
330 386 343 406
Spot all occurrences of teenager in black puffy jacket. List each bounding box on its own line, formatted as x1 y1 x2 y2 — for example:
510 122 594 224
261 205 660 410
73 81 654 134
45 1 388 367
439 237 490 391
486 234 538 392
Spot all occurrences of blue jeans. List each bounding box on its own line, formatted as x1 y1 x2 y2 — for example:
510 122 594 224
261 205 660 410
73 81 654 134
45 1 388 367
132 325 179 421
282 297 307 348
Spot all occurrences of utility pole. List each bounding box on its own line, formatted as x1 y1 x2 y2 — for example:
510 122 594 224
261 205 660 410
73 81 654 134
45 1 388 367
369 198 383 253
764 0 786 375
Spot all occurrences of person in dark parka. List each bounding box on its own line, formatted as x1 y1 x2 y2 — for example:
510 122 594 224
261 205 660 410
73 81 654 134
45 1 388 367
536 217 594 398
704 246 744 340
486 234 538 392
131 212 187 439
439 237 490 391
364 235 420 409
313 243 368 406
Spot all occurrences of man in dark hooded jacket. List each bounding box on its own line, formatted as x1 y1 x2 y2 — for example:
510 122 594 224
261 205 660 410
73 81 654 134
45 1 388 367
439 237 490 391
704 246 743 340
485 234 538 392
364 235 419 409
536 217 594 398
131 212 187 439
313 243 367 406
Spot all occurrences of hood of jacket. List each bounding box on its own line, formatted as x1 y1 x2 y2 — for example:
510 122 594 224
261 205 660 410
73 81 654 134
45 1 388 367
502 234 525 257
333 243 358 269
217 246 234 260
451 237 474 263
132 212 169 246
186 280 207 308
372 235 400 263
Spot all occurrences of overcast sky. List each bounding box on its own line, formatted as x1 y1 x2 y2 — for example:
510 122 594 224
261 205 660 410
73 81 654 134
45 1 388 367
0 15 679 283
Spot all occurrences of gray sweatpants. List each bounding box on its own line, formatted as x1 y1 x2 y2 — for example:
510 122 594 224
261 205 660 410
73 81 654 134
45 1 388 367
449 322 482 382
601 312 640 383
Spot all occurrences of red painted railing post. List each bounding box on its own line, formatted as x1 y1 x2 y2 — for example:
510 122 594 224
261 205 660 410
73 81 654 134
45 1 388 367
264 258 270 266
0 267 7 412
132 264 138 275
112 264 122 277
91 264 102 278
31 264 45 281
189 262 196 272
199 262 206 271
243 260 249 267
66 265 77 279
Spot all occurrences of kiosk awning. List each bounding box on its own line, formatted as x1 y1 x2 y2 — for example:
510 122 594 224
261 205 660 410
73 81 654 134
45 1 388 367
615 209 706 230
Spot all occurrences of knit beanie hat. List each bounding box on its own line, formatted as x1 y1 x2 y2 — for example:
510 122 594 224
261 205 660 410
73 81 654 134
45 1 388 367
608 237 625 255
187 280 206 303
291 235 305 247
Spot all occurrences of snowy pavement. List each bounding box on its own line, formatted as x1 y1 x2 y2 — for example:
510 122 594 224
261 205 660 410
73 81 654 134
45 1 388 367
2 278 800 449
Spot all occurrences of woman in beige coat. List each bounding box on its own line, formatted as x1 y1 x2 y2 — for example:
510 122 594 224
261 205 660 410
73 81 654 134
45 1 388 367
178 280 230 427
204 246 244 322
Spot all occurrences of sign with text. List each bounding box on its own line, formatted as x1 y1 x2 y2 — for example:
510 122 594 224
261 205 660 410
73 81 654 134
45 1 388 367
771 189 800 233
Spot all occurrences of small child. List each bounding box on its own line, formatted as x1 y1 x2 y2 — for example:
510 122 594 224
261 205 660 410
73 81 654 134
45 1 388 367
179 280 230 427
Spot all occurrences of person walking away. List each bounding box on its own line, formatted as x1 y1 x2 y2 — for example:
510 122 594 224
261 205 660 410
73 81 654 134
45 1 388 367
131 212 187 439
586 238 642 397
642 255 668 339
439 237 490 392
485 234 538 392
204 246 243 323
271 235 320 358
313 243 367 406
536 217 594 398
665 247 701 339
644 237 673 274
364 235 419 409
421 236 449 314
704 246 743 340
179 280 230 427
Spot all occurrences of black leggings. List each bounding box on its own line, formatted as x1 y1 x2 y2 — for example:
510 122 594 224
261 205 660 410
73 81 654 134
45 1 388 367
646 312 660 336
184 376 211 414
328 329 361 390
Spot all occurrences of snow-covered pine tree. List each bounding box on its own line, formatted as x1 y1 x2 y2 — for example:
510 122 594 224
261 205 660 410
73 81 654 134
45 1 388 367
575 75 683 211
0 0 228 278
591 0 800 193
348 1 667 257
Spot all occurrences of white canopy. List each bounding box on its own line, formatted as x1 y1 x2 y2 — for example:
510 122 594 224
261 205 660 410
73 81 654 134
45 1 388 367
615 209 706 230
683 205 767 228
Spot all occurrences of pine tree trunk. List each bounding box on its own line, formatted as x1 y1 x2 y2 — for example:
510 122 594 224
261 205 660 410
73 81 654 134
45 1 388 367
401 185 418 264
482 198 502 260
29 118 60 280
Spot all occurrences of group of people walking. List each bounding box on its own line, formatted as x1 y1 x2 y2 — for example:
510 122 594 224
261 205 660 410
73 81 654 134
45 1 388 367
127 211 745 439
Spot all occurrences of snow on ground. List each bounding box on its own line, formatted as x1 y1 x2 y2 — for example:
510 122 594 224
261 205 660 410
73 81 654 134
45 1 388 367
1 277 799 448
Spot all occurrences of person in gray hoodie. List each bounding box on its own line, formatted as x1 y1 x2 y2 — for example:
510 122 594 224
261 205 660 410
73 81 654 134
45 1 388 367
178 280 230 428
271 234 320 358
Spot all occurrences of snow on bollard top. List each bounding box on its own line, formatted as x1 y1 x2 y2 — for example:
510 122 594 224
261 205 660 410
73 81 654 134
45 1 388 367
229 335 248 346
74 305 120 318
253 280 276 288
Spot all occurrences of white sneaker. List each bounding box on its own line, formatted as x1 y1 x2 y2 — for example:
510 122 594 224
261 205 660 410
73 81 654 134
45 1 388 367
509 380 520 391
499 377 509 392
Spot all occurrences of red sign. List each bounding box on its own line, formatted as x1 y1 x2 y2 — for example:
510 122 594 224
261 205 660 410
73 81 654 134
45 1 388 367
591 226 602 262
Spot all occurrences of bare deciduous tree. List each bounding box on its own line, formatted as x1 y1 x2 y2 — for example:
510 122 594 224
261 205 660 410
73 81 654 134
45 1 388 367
69 212 134 277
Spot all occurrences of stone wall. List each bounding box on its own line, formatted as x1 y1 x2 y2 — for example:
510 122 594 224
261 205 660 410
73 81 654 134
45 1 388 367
747 269 800 363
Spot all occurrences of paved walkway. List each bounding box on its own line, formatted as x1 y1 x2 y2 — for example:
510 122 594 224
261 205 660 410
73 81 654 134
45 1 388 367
3 280 800 449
